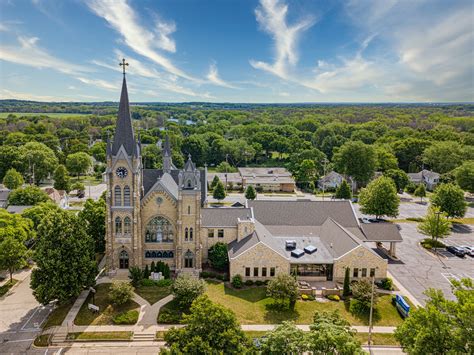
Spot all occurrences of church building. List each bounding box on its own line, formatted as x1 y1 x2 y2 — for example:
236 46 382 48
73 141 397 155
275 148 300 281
105 70 401 282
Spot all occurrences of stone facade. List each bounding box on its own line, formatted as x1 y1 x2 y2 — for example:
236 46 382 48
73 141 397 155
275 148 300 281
333 245 387 282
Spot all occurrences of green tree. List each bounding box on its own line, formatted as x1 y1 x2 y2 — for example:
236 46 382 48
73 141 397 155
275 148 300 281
359 176 400 219
335 180 352 200
374 146 398 172
395 278 473 354
307 311 363 354
164 295 250 354
418 207 451 243
53 164 71 193
207 242 229 271
454 161 474 193
22 202 60 230
413 184 426 202
295 159 317 189
90 142 106 163
212 181 226 201
431 183 467 218
172 275 206 309
260 321 306 355
210 175 220 190
31 209 96 304
66 152 92 179
215 161 236 173
0 145 22 181
333 141 376 187
422 141 464 174
19 142 58 184
128 266 143 287
343 267 351 297
109 281 133 306
384 169 410 191
350 279 378 315
8 186 50 206
78 198 106 253
245 185 257 200
3 168 24 190
266 274 298 309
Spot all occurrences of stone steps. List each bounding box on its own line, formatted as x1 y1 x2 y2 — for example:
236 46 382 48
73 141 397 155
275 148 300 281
51 331 68 345
133 332 156 342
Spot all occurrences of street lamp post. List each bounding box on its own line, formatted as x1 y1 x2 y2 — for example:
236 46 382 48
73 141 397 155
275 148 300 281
368 266 378 351
321 158 328 201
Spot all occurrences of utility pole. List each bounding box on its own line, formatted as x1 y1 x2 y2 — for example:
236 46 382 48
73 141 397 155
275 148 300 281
368 267 378 351
321 158 328 201
434 210 441 244
225 154 229 192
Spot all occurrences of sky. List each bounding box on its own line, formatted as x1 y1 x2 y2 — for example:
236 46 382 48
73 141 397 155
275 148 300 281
0 0 473 103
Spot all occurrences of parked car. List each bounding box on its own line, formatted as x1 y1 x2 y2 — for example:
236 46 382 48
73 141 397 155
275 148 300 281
361 217 371 224
446 246 466 258
459 246 474 257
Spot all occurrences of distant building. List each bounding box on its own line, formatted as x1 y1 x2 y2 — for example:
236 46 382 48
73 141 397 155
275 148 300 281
207 172 242 190
408 169 440 191
238 167 295 192
43 187 69 209
318 171 344 190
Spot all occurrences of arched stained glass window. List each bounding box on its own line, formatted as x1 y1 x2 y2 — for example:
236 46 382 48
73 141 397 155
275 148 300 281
185 227 188 241
124 216 131 235
114 186 122 206
144 216 174 243
123 186 131 206
190 228 193 241
115 216 122 234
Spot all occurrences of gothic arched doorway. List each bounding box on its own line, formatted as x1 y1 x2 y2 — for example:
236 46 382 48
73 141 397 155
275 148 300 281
184 250 194 268
119 250 129 269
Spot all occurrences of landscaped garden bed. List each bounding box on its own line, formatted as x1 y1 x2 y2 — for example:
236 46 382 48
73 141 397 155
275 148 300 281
0 279 18 297
42 297 76 329
74 283 140 325
67 331 132 341
134 279 172 304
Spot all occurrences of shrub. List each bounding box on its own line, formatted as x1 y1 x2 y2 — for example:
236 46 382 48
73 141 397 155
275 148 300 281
155 279 173 287
158 308 181 324
208 242 229 271
109 281 133 306
244 280 254 286
327 294 340 301
380 278 394 291
200 271 211 278
144 264 150 279
112 310 139 325
301 294 309 300
405 182 417 194
140 279 155 287
172 275 206 309
266 274 299 310
349 299 368 315
351 279 378 314
421 238 446 249
128 266 143 287
255 280 264 286
232 274 243 289
406 217 424 222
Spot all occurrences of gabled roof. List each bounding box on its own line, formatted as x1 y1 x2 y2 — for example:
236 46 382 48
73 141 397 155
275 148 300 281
319 171 343 183
360 223 403 242
248 200 359 228
319 218 360 258
202 207 252 227
111 77 136 156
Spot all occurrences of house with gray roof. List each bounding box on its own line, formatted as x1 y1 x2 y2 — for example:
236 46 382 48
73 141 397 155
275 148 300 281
408 169 440 191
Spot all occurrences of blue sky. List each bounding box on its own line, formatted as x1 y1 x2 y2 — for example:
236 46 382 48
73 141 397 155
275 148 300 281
0 0 472 103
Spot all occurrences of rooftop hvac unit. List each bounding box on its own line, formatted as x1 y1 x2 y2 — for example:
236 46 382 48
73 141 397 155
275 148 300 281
285 240 297 250
291 249 305 258
304 245 317 254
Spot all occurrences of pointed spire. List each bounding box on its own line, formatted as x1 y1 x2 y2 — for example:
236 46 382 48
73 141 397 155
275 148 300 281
184 153 195 171
106 132 112 156
111 76 135 155
162 134 174 173
163 135 171 156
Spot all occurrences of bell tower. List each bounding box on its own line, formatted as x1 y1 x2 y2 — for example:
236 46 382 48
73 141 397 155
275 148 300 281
105 59 142 272
176 155 202 273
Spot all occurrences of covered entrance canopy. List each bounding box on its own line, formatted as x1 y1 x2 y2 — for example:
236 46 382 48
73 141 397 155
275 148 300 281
360 223 403 258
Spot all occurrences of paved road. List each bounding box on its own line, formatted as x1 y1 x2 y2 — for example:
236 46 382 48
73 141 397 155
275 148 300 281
0 273 53 354
388 223 474 304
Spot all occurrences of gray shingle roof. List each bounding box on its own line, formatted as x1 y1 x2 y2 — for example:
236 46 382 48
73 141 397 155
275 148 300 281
201 207 252 227
360 223 403 242
111 77 136 156
248 200 359 228
227 231 260 258
319 218 361 259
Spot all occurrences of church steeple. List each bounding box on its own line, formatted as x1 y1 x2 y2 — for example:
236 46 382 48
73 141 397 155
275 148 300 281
162 135 175 173
111 61 135 156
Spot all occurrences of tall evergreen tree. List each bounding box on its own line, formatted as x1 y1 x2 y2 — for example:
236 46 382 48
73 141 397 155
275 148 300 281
335 180 352 200
244 185 257 200
53 164 71 193
343 267 351 297
212 181 226 201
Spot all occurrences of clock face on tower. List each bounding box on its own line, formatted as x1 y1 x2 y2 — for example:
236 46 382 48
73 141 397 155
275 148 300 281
115 167 128 178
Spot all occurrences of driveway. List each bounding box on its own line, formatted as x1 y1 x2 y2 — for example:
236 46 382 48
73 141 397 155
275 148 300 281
0 273 53 354
388 223 474 304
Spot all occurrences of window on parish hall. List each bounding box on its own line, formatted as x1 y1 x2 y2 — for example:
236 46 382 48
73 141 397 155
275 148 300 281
262 267 267 277
361 268 367 277
208 229 214 238
245 267 250 277
218 229 224 238
254 267 258 277
370 268 375 277
353 268 359 278
270 267 275 277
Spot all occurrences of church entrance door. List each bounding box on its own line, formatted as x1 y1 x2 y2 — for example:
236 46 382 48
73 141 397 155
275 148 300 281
119 250 129 269
184 250 193 268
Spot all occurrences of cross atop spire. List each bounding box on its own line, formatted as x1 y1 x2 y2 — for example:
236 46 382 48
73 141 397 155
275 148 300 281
119 58 129 76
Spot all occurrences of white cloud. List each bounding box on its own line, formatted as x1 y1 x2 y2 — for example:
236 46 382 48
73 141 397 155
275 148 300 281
87 0 196 81
250 0 315 79
0 35 90 75
76 77 118 91
0 88 73 101
206 63 238 89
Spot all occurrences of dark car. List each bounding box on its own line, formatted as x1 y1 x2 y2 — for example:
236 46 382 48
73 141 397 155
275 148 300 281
446 246 466 258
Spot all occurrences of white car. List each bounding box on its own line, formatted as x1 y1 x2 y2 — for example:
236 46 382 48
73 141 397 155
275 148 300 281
361 217 372 224
460 246 474 257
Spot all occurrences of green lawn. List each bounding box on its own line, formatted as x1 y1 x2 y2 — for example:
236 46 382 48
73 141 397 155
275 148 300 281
42 298 75 329
134 284 171 305
74 283 140 325
68 331 132 341
33 334 50 347
0 279 18 297
205 282 406 326
157 298 185 324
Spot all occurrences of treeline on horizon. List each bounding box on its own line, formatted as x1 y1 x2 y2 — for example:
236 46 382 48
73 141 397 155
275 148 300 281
0 101 473 192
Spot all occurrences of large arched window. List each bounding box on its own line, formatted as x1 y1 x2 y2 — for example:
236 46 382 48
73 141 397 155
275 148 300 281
144 216 174 243
124 216 131 235
115 216 122 234
185 228 189 241
123 186 131 206
114 186 122 206
190 228 193 241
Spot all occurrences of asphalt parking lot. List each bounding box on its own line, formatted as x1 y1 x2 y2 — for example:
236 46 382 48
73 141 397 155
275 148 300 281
388 222 474 304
